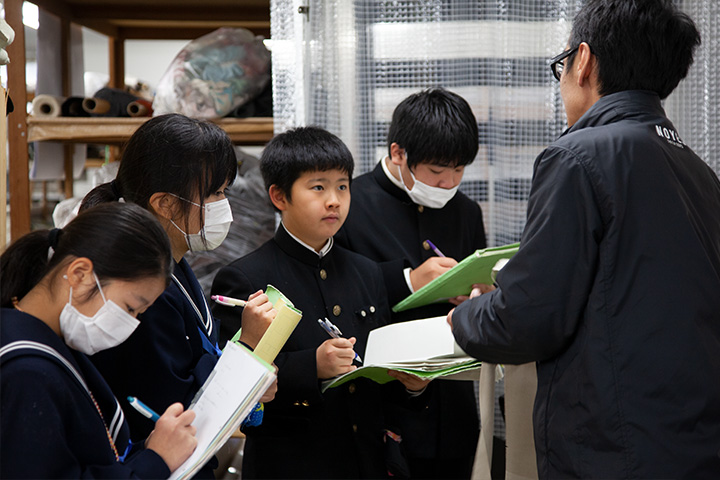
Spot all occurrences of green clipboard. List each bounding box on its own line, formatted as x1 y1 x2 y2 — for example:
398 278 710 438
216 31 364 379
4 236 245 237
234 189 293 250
392 243 520 312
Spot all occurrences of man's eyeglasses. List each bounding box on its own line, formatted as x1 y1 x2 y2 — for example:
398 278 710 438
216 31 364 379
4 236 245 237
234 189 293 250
550 46 578 81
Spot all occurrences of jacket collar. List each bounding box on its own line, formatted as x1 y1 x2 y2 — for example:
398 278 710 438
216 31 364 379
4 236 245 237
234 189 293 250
562 90 665 137
273 223 330 267
371 159 414 204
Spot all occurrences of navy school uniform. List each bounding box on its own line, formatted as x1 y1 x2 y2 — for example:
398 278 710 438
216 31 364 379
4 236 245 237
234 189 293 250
90 258 220 476
211 224 391 479
335 160 486 477
0 308 170 479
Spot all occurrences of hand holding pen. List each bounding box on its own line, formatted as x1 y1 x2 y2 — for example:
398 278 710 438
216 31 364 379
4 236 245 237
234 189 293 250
318 318 362 363
316 318 361 379
409 241 458 291
212 291 276 350
128 397 198 472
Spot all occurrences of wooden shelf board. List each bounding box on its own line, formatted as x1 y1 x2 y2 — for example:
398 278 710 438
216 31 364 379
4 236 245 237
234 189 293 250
27 117 274 145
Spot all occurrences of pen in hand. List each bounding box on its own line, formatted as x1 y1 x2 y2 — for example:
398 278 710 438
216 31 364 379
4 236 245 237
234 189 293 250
424 239 446 257
317 318 363 363
127 396 160 422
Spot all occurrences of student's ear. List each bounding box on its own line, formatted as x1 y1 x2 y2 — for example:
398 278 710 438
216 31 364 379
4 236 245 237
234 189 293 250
268 185 289 211
63 257 96 291
389 143 407 167
149 192 180 221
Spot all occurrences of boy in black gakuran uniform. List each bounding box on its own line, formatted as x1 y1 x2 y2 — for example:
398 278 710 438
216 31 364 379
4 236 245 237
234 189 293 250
212 126 423 479
335 88 487 478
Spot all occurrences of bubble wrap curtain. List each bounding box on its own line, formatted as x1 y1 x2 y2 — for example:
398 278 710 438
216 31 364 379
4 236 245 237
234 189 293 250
270 0 718 246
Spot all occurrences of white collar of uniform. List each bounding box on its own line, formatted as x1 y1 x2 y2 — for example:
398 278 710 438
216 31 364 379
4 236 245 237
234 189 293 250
282 222 334 258
380 155 406 191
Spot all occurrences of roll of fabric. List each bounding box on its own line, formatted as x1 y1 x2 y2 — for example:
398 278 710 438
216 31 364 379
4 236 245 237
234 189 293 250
83 87 138 117
126 98 153 117
32 94 65 117
82 96 112 115
61 96 90 117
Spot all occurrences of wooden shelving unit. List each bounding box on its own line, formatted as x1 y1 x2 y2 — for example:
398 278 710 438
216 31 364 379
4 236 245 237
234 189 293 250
4 0 272 241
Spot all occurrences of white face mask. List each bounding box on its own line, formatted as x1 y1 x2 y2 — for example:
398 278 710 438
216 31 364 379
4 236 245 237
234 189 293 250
170 197 233 252
399 166 459 209
59 273 140 355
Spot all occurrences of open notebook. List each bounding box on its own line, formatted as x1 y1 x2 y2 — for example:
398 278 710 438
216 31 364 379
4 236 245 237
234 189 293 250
169 342 276 480
321 316 481 392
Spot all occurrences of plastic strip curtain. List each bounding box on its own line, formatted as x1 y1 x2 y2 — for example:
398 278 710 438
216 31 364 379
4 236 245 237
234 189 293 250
270 0 718 246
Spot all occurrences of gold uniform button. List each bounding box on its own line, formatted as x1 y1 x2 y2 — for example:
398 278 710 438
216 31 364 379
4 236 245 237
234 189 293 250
422 240 431 250
352 424 358 433
301 400 310 407
369 306 376 313
319 269 327 280
360 310 366 317
348 383 356 394
418 205 424 213
333 305 341 316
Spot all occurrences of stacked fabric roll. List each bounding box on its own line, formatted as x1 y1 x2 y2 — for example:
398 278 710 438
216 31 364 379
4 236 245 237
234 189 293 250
31 88 154 118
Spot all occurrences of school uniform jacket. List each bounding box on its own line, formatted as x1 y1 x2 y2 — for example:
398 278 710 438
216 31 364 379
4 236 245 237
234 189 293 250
335 161 486 460
91 259 220 465
211 224 389 479
0 308 170 479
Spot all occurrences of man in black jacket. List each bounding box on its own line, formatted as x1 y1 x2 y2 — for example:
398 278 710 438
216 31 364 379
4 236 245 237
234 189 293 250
450 0 720 478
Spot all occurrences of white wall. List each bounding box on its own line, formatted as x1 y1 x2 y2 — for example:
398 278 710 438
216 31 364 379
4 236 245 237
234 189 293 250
82 27 188 95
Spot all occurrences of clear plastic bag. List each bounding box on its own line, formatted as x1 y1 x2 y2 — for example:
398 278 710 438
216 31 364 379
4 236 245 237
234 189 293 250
153 28 271 119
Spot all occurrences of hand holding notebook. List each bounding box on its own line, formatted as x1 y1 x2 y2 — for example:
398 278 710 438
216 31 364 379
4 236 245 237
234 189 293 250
393 243 520 312
227 284 303 364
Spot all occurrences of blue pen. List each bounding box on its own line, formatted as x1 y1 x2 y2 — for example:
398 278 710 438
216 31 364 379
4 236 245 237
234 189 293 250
127 396 160 422
424 239 446 257
317 318 363 363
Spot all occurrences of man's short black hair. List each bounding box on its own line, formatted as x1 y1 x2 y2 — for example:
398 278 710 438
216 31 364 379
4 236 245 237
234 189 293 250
260 126 354 203
568 0 701 100
387 87 479 169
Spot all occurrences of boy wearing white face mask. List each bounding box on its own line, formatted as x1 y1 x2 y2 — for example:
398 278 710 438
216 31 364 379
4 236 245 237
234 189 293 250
80 114 278 477
336 88 487 479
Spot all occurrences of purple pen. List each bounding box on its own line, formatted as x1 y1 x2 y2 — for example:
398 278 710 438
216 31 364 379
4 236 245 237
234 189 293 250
424 239 446 257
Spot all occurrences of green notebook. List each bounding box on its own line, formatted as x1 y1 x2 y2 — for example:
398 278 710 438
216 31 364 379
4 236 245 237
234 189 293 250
392 243 520 312
321 359 482 391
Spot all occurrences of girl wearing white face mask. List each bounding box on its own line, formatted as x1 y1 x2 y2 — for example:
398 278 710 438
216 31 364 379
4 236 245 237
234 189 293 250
80 115 277 476
0 202 198 478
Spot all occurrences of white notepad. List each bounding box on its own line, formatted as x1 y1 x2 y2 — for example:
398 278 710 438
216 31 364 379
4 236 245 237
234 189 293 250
169 342 276 480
